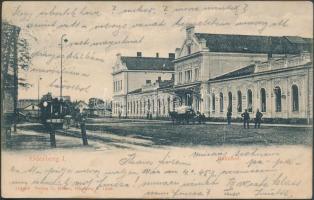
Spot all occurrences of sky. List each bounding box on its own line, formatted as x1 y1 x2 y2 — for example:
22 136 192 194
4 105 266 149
2 1 313 102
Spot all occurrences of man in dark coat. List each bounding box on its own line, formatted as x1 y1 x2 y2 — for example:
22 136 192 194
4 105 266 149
226 108 232 127
255 109 263 128
241 109 250 129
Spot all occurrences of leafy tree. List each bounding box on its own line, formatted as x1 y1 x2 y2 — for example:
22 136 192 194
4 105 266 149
17 38 32 89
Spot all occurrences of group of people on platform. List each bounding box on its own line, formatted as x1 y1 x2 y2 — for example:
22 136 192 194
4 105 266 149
227 108 263 129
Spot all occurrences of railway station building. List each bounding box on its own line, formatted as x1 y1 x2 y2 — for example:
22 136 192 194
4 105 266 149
112 52 175 118
112 25 313 123
172 25 312 123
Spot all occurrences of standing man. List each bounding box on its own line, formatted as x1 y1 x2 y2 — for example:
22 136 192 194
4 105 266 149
255 109 263 128
226 108 232 127
241 109 250 129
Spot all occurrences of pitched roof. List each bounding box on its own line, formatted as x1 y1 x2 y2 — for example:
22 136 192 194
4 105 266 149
128 88 142 94
284 36 308 44
128 80 174 95
211 64 256 80
23 104 40 110
159 79 174 89
121 56 174 71
194 33 312 54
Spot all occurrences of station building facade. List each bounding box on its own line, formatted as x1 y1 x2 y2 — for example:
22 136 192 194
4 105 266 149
208 53 312 123
173 25 312 120
111 26 313 123
126 79 175 119
112 52 175 117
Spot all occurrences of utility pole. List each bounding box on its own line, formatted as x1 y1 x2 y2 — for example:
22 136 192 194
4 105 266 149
60 34 68 100
37 77 42 119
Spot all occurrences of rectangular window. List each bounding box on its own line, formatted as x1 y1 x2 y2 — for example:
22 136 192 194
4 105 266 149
185 70 192 83
146 80 151 84
195 68 199 81
179 72 182 83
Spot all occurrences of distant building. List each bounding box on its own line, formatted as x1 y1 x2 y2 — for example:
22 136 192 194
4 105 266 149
61 96 71 102
18 99 39 109
112 52 175 117
74 100 88 113
21 104 40 119
86 98 111 117
17 99 40 119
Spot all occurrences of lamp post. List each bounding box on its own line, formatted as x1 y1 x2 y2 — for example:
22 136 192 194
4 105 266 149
60 34 68 100
37 77 42 119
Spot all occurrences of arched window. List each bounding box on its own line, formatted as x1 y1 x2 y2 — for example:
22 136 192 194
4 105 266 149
148 99 150 112
140 101 142 115
292 85 299 111
152 99 155 114
247 89 253 112
157 99 161 115
144 100 146 114
186 94 192 106
133 101 135 114
274 86 281 112
228 92 232 112
237 91 242 112
162 99 165 115
219 93 224 112
167 97 170 113
260 88 266 112
212 94 216 111
136 101 139 114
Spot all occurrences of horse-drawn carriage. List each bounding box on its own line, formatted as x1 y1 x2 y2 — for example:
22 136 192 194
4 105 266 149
169 106 206 124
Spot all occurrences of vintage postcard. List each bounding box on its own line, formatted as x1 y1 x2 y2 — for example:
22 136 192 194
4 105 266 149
1 1 313 199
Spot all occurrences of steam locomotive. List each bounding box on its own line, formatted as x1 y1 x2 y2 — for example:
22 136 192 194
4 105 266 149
39 98 70 129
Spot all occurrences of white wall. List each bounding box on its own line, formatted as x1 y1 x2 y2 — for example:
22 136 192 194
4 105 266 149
127 71 173 92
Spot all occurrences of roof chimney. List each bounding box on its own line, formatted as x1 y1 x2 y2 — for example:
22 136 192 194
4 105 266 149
137 52 142 57
200 38 207 49
156 52 159 58
168 53 175 60
175 48 181 58
267 37 273 60
186 24 195 39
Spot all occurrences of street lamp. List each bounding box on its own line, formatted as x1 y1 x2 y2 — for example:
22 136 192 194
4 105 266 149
37 77 42 119
60 34 68 100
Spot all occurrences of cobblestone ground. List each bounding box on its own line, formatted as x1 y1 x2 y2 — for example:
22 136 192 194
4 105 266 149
85 121 312 147
13 119 312 151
